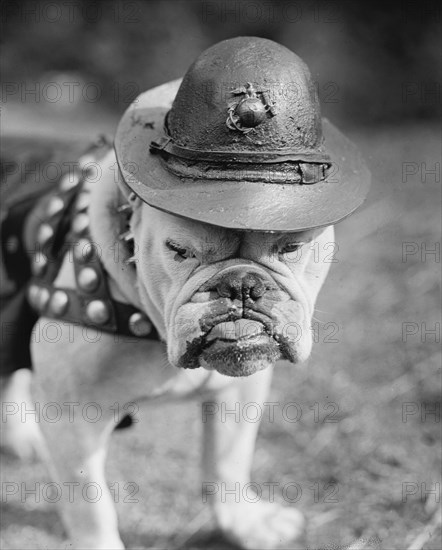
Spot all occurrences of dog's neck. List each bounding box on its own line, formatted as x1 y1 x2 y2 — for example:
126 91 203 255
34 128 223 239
87 149 142 308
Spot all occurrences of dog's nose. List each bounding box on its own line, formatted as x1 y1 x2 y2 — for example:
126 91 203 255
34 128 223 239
215 271 266 301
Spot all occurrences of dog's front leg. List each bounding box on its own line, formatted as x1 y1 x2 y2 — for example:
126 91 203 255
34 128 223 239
30 321 162 550
202 366 304 549
32 375 124 549
38 420 123 550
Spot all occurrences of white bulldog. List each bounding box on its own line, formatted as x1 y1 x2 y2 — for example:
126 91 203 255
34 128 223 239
28 150 333 548
4 37 370 550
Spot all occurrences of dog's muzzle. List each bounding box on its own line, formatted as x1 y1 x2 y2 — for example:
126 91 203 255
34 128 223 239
178 266 299 377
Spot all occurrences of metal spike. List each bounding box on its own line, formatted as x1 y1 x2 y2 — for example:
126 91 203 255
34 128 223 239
48 290 69 316
117 204 132 213
119 231 135 242
129 312 152 336
78 267 99 292
85 300 109 324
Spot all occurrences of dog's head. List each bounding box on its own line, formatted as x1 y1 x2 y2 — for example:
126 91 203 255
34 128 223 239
129 203 334 377
111 41 370 377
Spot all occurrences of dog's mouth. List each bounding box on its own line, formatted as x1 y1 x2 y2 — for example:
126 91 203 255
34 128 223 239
201 319 279 377
178 317 298 377
175 266 303 376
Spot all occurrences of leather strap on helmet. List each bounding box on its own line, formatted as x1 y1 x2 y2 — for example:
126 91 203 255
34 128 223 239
150 135 331 165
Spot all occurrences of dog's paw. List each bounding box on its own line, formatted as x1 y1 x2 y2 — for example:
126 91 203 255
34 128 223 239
69 537 125 550
214 500 304 549
1 416 44 461
0 369 44 461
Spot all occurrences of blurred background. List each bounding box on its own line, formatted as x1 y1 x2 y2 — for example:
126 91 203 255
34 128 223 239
1 0 440 134
1 1 441 549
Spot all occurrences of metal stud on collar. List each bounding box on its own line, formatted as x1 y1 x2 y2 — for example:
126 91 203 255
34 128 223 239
48 290 69 316
27 284 40 308
36 287 50 312
60 172 81 191
72 213 90 234
129 312 152 336
32 252 48 276
75 191 91 212
46 196 64 217
86 300 110 324
78 267 100 293
74 238 95 263
37 223 54 246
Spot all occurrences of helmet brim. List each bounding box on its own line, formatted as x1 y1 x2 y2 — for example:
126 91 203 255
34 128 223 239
115 80 371 233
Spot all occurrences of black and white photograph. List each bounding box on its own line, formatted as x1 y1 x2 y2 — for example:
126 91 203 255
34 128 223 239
1 1 441 549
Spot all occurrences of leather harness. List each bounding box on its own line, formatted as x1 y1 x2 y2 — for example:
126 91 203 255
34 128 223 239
21 144 160 343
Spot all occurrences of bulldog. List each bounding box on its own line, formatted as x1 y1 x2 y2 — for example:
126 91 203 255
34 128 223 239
2 37 370 549
28 149 333 549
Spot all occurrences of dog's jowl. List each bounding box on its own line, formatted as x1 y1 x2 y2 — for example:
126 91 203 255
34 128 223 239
1 37 370 549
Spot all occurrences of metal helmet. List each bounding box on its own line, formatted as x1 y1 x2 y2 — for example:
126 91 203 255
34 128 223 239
115 36 370 232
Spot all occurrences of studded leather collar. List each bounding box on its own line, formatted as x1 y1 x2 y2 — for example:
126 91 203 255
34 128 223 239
26 145 160 341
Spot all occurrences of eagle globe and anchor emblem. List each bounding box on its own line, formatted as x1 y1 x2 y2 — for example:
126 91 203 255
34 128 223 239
226 82 276 133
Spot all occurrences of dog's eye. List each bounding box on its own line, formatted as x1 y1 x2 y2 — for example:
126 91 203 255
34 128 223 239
280 242 304 254
166 240 196 261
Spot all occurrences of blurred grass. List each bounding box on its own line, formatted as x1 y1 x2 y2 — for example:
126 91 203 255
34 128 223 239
1 122 440 550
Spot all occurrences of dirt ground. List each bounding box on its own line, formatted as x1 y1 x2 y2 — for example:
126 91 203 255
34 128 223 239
1 120 441 549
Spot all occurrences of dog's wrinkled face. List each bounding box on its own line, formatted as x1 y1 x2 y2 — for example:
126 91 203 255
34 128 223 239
130 204 334 377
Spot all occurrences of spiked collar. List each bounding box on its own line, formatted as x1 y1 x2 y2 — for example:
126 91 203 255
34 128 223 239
26 142 160 341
